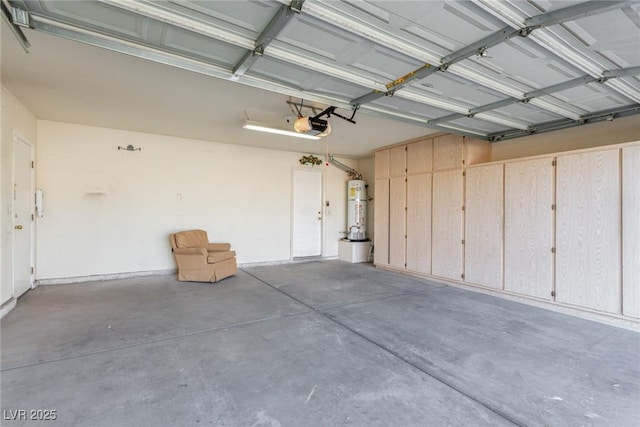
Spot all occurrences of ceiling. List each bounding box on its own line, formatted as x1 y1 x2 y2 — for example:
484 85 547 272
2 1 639 158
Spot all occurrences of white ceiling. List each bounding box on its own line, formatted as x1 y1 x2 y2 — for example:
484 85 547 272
2 0 639 158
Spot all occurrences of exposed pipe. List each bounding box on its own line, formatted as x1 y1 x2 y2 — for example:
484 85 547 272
327 154 362 180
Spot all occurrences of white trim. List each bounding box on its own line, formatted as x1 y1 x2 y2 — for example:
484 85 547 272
0 298 17 319
239 256 339 269
12 131 36 297
36 269 176 286
35 257 343 285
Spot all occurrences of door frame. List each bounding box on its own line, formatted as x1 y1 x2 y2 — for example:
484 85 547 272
12 131 36 296
291 167 324 259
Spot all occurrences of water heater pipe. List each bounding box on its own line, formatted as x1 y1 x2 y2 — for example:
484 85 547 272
327 154 362 180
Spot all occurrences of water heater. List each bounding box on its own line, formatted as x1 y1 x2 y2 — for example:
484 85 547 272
347 180 367 241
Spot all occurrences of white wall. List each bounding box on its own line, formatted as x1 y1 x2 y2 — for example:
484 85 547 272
36 121 356 281
491 115 640 161
1 86 38 305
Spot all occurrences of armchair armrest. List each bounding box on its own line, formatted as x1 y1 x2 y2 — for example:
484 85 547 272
207 243 231 252
173 247 207 256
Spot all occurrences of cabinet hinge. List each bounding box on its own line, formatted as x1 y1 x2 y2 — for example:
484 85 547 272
31 161 35 169
462 171 466 177
551 290 556 297
31 214 34 221
31 267 34 274
552 159 557 167
404 263 407 267
551 247 556 253
461 206 465 211
405 146 407 151
461 239 465 244
461 274 465 279
462 159 466 165
551 204 556 210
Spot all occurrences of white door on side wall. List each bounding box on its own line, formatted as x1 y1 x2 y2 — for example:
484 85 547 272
292 169 322 258
13 134 35 297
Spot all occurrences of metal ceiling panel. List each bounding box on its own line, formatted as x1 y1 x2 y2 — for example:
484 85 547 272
160 26 248 67
247 56 317 90
5 0 639 142
249 56 371 98
566 6 640 68
551 82 631 112
166 0 277 36
30 1 145 38
412 71 511 107
371 95 459 120
473 38 586 89
370 0 504 49
493 103 568 124
275 14 366 62
447 116 508 134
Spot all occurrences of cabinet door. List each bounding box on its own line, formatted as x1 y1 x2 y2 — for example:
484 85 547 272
556 149 621 314
464 137 491 166
389 145 406 177
375 149 389 179
464 164 504 289
433 134 463 171
407 139 432 174
389 177 407 269
407 173 432 274
432 170 463 280
374 179 390 265
504 158 554 299
623 145 640 318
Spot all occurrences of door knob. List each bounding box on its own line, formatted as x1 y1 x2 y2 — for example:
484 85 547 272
15 225 23 230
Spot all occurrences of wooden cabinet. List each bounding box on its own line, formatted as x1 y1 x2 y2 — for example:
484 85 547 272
389 177 406 268
432 169 464 280
432 135 491 171
433 134 464 171
504 158 554 300
375 134 638 323
406 173 432 274
373 178 389 266
464 164 504 289
389 145 406 177
556 149 621 314
407 139 432 173
623 145 640 318
375 149 389 179
374 138 433 272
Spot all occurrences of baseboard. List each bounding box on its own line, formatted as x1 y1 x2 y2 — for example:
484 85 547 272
239 256 339 269
375 264 640 332
1 298 17 319
36 269 176 286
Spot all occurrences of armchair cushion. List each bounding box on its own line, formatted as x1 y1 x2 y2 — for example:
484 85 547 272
207 243 231 252
208 251 236 263
174 229 208 248
173 247 207 256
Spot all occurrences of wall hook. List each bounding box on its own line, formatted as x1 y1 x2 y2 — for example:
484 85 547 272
118 144 141 151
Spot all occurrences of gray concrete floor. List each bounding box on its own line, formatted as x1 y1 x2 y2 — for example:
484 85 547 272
1 261 639 427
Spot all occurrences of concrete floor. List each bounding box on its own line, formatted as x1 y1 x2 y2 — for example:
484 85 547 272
1 261 639 426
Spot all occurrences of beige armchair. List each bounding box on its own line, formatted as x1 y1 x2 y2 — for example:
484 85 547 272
169 229 237 282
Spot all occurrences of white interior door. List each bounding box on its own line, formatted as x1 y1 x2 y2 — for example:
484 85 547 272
13 134 35 297
292 169 322 258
